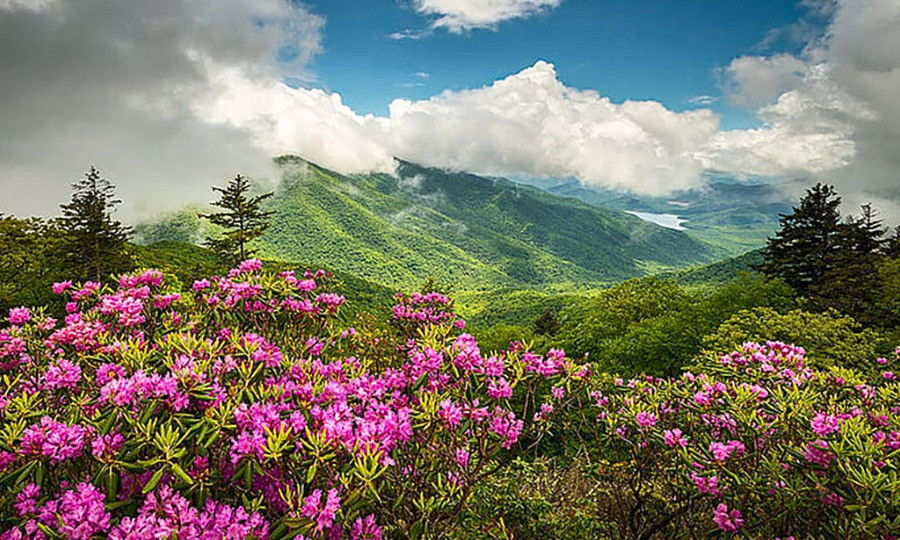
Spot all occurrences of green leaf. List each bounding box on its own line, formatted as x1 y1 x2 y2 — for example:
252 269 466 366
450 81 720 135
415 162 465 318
171 463 193 485
143 468 164 494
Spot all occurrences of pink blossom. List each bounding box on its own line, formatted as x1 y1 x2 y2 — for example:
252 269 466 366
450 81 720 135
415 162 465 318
810 412 840 437
712 503 744 533
20 417 88 463
52 281 73 294
7 307 30 325
351 515 383 540
636 411 657 428
663 428 688 448
691 472 721 496
804 440 833 467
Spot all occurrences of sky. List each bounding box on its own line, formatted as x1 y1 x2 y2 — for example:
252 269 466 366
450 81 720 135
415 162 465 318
0 0 898 219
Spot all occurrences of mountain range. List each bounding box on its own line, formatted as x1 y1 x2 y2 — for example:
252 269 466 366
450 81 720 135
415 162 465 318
509 173 792 258
137 157 786 291
256 157 725 289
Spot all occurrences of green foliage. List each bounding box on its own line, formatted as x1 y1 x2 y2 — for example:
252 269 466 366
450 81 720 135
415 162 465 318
812 204 887 325
760 185 895 326
0 262 592 538
131 240 394 321
133 206 211 245
0 215 67 312
663 249 764 287
539 177 790 256
129 240 225 285
875 256 900 327
58 166 134 282
549 274 796 376
702 306 885 370
454 458 614 540
761 183 843 297
473 323 542 356
532 308 562 337
563 342 900 538
201 174 275 263
242 157 716 291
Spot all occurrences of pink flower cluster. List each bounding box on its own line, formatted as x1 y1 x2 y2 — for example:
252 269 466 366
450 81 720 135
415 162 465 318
19 417 89 463
0 260 585 538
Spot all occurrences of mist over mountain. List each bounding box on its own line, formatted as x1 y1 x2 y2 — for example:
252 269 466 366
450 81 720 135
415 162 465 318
506 174 796 257
139 157 719 290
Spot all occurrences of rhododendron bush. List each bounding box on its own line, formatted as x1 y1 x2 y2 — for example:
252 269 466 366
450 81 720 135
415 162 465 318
0 261 589 539
551 341 900 539
4 260 900 539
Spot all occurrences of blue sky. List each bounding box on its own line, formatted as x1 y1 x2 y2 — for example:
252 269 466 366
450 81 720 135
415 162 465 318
1 0 897 217
302 0 819 129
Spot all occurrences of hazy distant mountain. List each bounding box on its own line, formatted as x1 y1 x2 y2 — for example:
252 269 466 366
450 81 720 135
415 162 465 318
509 174 793 257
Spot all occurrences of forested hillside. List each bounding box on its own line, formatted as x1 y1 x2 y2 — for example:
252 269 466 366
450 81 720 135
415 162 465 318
520 175 791 257
140 157 716 290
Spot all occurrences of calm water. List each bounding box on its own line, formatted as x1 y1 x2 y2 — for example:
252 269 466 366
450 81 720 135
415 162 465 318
626 211 688 230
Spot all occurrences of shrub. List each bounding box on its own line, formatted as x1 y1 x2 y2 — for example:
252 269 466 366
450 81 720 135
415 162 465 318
0 261 590 539
572 341 900 538
703 307 884 369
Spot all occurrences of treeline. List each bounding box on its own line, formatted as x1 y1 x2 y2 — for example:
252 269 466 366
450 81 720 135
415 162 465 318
0 168 272 311
760 183 900 326
471 183 900 377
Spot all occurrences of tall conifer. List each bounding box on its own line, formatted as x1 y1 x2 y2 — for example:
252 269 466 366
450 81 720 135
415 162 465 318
201 175 274 263
760 183 843 297
814 204 887 322
59 167 133 283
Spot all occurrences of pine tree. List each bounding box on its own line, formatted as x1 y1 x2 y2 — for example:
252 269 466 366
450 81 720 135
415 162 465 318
884 226 900 258
59 167 133 283
201 175 274 263
533 308 562 337
813 204 887 322
760 183 843 297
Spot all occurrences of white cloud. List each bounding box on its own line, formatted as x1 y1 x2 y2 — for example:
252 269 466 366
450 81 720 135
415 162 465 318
687 95 718 106
2 0 899 221
388 28 430 41
191 60 720 195
192 62 396 175
383 62 718 194
725 54 809 107
715 0 900 209
0 0 324 217
0 0 57 11
412 0 562 32
187 0 900 207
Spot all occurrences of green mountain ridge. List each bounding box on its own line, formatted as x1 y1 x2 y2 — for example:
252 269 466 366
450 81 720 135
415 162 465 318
250 157 717 290
521 176 791 258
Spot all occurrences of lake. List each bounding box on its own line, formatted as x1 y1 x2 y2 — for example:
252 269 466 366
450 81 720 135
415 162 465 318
626 211 688 230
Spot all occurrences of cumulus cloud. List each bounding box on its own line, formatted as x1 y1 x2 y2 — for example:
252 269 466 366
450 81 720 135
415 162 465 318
191 60 719 195
411 0 562 32
713 0 900 214
2 0 899 221
383 62 718 194
0 0 324 217
192 64 396 175
724 54 809 107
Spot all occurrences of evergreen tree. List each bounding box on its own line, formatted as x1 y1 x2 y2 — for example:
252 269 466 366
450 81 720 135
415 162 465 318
813 205 886 323
760 183 843 297
201 175 274 263
884 226 900 258
533 308 562 337
59 167 133 283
